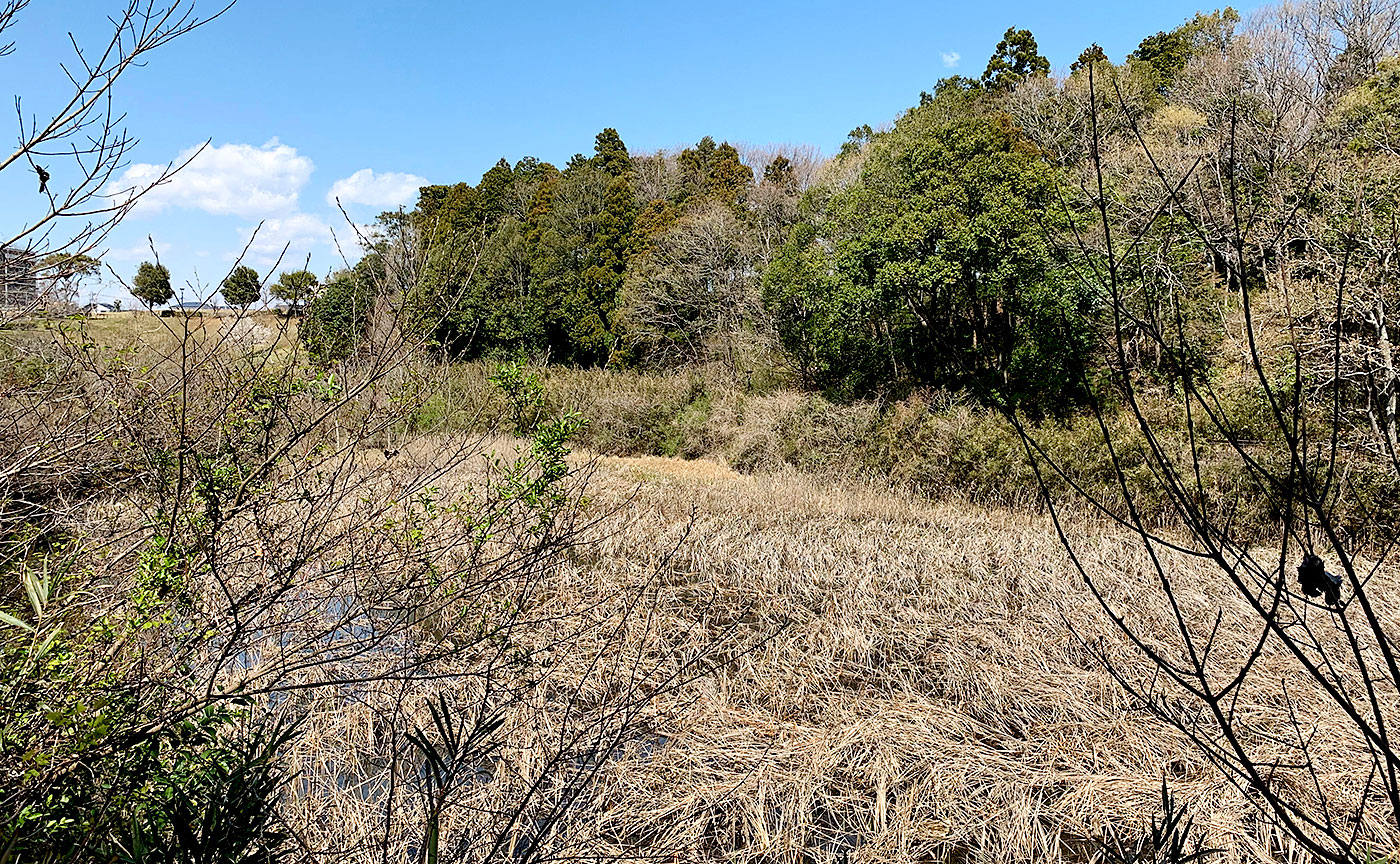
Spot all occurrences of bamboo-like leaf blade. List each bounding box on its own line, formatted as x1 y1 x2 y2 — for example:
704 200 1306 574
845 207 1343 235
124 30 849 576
0 610 34 632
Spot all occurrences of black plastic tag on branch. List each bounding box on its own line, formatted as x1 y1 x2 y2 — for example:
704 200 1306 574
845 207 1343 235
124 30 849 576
1297 553 1342 607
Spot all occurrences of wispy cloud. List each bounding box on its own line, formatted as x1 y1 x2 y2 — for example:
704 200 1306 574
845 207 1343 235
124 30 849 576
941 51 961 68
232 213 336 269
106 239 173 262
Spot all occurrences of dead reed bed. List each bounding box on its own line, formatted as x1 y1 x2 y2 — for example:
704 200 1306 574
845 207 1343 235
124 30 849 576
279 442 1396 863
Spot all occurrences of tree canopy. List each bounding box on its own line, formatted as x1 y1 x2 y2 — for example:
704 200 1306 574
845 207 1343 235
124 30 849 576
271 269 319 309
765 89 1093 409
300 8 1399 428
40 253 100 303
131 261 173 307
220 265 262 308
981 27 1050 91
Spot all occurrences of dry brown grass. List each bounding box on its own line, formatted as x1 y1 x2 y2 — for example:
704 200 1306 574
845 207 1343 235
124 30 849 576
570 458 1214 862
13 310 1389 861
274 438 1395 863
10 306 1383 856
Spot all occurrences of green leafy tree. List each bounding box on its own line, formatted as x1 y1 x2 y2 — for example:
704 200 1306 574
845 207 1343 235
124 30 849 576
1071 43 1110 73
1128 9 1238 96
413 157 517 252
675 136 752 206
270 269 318 312
433 215 549 359
762 155 797 192
220 265 262 308
568 173 636 364
473 158 516 226
706 142 753 207
131 261 173 308
838 124 875 158
936 76 982 97
765 91 1093 410
41 252 100 304
413 157 562 361
678 136 720 201
981 26 1050 91
414 181 479 249
301 257 381 365
631 198 680 253
761 223 838 385
523 159 638 366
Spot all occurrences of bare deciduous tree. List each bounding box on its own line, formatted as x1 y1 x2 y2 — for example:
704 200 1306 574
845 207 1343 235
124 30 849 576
622 201 772 372
0 1 230 321
1014 13 1400 856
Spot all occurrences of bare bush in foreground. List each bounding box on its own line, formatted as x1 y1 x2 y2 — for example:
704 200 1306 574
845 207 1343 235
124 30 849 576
0 1 231 323
1016 29 1400 859
1 202 744 862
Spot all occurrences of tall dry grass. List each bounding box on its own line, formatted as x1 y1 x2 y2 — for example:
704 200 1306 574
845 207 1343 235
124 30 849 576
7 317 1389 862
275 442 1386 862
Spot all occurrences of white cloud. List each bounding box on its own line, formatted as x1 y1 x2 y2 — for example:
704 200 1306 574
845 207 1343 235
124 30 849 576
326 168 427 209
232 213 336 269
942 51 961 68
231 213 380 271
109 139 314 218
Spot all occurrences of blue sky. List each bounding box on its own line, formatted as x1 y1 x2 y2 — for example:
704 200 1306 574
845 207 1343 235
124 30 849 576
5 0 1238 304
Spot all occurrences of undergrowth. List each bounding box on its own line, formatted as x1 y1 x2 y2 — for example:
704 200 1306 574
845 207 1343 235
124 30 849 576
407 361 1398 547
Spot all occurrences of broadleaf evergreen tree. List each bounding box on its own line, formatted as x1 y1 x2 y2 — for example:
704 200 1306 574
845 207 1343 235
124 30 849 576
131 261 173 308
220 265 262 308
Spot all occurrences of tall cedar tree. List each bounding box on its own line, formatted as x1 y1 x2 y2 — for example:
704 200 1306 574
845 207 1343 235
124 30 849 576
762 155 797 193
567 171 636 365
676 136 753 207
981 27 1050 91
593 128 631 177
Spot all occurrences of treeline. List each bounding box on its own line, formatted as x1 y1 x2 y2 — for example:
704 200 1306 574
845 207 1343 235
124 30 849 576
303 3 1400 420
304 131 809 373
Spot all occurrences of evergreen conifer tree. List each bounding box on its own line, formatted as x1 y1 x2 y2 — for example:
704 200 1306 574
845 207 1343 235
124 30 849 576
593 128 631 177
981 27 1050 91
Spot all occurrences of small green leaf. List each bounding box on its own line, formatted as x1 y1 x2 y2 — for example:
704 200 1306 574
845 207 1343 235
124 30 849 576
0 610 34 632
34 628 63 659
23 572 42 618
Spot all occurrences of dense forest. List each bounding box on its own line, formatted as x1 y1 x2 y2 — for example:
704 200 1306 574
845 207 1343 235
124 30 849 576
303 4 1398 424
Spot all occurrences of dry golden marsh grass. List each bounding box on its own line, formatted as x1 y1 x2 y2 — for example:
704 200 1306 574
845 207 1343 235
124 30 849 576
17 309 1379 860
281 437 1396 863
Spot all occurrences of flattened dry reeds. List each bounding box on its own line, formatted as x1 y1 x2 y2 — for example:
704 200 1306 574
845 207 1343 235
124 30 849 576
279 447 1387 863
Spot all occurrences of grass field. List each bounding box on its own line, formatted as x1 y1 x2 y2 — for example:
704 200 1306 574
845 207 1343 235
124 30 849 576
1 309 297 354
